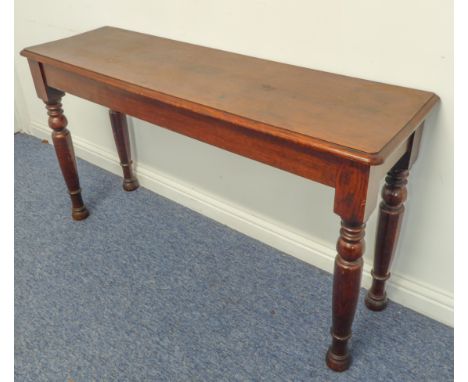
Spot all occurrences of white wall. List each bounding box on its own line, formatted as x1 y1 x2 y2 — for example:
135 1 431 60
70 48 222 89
15 0 453 325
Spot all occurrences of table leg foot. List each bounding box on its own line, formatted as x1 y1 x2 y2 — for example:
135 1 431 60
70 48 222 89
365 290 388 311
326 347 351 372
122 175 140 192
72 205 90 221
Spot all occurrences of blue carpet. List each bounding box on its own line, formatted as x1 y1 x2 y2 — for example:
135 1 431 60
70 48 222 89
15 133 453 381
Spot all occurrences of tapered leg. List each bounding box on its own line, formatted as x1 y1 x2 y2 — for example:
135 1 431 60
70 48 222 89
46 98 89 221
109 110 139 191
326 221 365 372
365 168 409 311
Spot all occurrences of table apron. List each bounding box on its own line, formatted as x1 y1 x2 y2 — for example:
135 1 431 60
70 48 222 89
42 63 344 188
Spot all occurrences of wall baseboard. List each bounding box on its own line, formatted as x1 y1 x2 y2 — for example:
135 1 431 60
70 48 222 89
29 121 454 327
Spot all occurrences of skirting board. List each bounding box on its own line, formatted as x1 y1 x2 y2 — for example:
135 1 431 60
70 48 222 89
28 121 454 327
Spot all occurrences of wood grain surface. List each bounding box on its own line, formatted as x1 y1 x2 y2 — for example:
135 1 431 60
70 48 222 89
21 26 438 163
21 26 440 372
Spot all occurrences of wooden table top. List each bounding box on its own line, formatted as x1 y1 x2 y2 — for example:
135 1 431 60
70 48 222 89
21 26 438 164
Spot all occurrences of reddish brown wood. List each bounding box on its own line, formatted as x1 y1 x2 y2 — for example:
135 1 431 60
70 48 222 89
326 221 365 371
46 97 89 220
39 63 340 187
333 161 376 223
365 167 408 311
325 162 373 372
27 59 65 102
20 26 439 166
364 124 423 312
108 110 139 191
20 28 440 372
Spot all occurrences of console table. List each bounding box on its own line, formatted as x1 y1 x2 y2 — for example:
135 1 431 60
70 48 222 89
20 26 439 372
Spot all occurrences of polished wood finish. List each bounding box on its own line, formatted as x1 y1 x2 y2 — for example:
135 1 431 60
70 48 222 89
39 63 340 187
109 110 139 191
365 164 409 311
327 221 366 371
21 27 438 166
365 125 423 312
46 97 89 221
20 27 439 371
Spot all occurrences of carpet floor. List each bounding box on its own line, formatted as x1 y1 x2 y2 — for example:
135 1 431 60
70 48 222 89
15 133 453 381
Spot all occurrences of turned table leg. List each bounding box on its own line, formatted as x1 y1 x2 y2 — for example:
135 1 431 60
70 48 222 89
326 220 366 371
46 98 89 220
109 110 139 191
365 167 409 311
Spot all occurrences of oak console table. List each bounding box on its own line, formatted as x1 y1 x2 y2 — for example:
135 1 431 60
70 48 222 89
21 27 439 372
